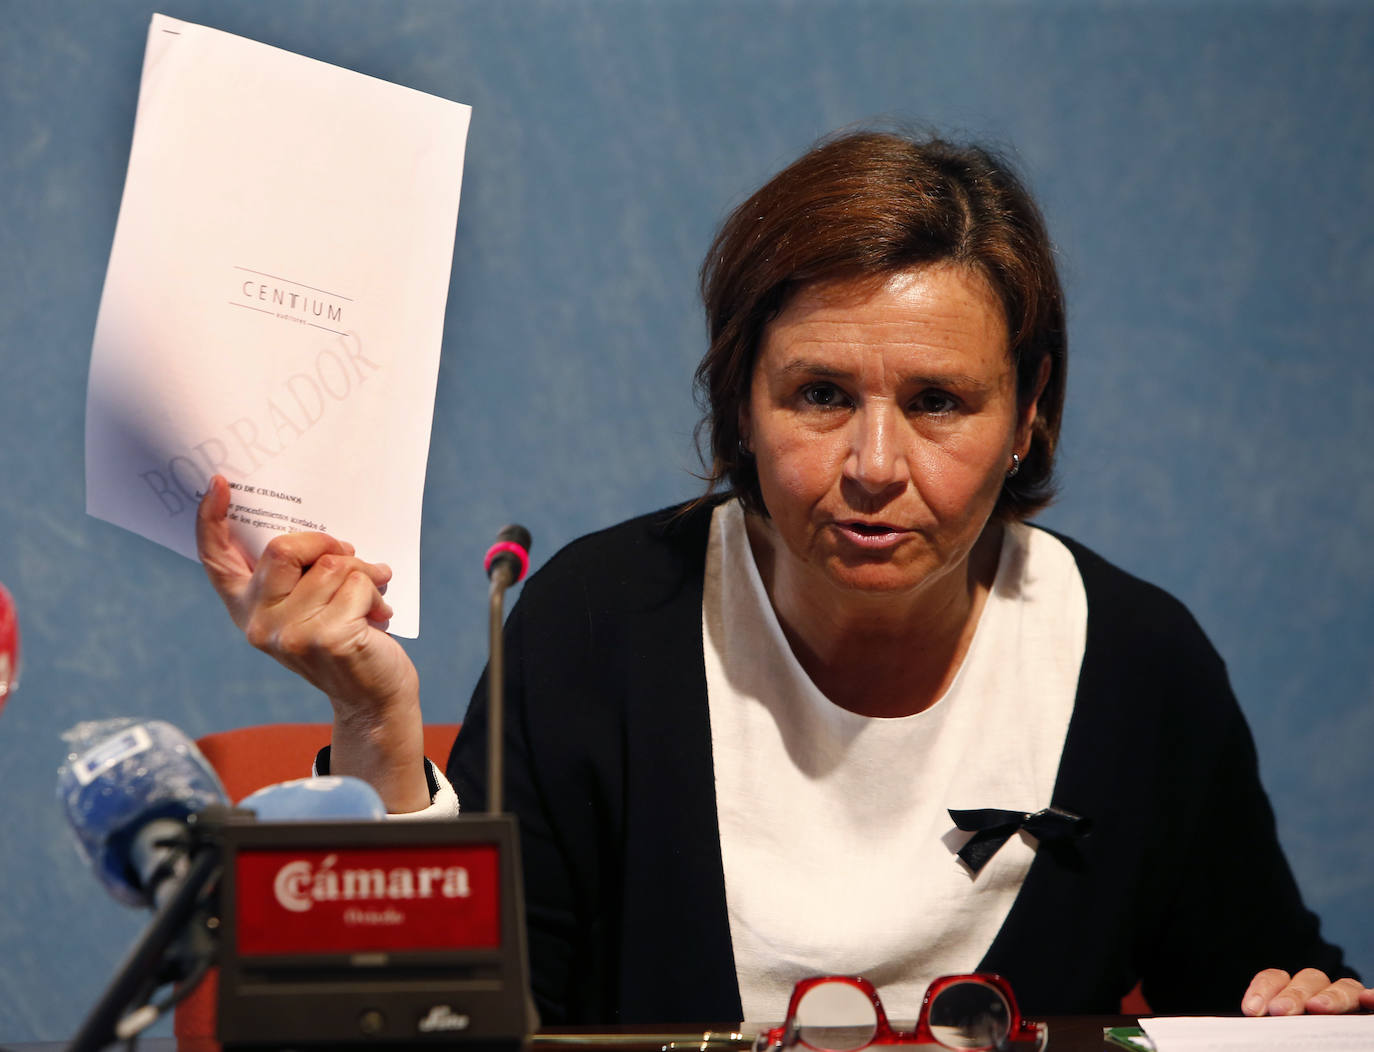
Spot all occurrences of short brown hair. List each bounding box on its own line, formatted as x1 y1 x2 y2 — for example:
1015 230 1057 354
694 129 1067 522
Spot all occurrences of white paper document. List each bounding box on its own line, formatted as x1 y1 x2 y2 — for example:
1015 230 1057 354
86 14 472 637
1141 1014 1374 1051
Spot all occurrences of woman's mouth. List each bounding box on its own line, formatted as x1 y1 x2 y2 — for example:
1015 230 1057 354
833 520 909 549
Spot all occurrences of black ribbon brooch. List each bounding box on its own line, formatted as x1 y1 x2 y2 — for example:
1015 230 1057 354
948 806 1092 874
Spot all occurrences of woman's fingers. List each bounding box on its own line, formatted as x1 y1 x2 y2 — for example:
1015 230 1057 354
284 552 392 622
195 474 412 719
1244 968 1368 1016
274 559 393 642
1268 969 1331 1015
1243 969 1292 1016
245 561 413 711
252 538 385 608
195 475 255 608
1305 977 1371 1014
244 554 392 650
195 474 351 609
196 474 389 628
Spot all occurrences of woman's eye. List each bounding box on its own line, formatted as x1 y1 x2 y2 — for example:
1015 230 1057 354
801 383 848 408
914 390 958 415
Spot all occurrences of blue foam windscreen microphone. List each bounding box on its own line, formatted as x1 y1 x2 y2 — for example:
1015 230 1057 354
58 719 228 908
239 775 387 821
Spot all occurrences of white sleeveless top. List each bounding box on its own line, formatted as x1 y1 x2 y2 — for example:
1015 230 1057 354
702 500 1087 1022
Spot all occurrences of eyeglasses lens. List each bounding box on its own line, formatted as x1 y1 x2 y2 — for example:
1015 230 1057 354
925 980 1011 1050
794 982 878 1052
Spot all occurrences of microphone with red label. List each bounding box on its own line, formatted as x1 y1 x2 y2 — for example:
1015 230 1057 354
483 524 531 592
0 581 21 714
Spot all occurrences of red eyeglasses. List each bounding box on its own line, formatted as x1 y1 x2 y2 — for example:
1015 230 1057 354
753 974 1046 1052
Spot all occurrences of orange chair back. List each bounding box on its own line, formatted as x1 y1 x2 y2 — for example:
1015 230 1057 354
174 722 460 1052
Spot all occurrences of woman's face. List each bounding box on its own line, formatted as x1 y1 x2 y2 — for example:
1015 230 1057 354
742 264 1041 602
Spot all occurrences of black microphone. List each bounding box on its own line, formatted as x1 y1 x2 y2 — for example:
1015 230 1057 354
483 524 532 589
482 524 532 815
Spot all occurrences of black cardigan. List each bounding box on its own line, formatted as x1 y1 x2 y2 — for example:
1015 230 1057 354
449 500 1352 1023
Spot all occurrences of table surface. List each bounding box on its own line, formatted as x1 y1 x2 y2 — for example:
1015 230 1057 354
3 1016 1138 1052
536 1018 1135 1048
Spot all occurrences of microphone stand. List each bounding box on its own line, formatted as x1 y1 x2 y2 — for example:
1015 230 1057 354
484 524 528 816
67 821 223 1052
486 571 510 815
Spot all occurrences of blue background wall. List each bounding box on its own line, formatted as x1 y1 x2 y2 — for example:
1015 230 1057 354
2 0 1371 1040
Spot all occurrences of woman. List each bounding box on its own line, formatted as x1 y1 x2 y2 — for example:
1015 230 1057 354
197 130 1372 1024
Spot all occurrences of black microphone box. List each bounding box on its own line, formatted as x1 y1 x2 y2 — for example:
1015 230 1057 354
211 810 535 1051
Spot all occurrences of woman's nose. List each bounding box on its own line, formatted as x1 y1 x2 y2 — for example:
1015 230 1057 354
845 407 910 493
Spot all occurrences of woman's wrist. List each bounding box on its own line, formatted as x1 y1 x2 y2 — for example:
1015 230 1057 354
327 686 431 813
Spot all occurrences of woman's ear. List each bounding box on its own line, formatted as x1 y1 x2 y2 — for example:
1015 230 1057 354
1017 355 1052 451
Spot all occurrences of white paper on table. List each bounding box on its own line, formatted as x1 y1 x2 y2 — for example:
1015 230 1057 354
1140 1014 1374 1051
86 13 472 637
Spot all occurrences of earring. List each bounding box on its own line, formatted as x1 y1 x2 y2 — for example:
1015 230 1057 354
1006 452 1021 479
738 437 752 459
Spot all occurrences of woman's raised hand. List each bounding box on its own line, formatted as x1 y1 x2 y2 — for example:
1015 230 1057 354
195 475 430 811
